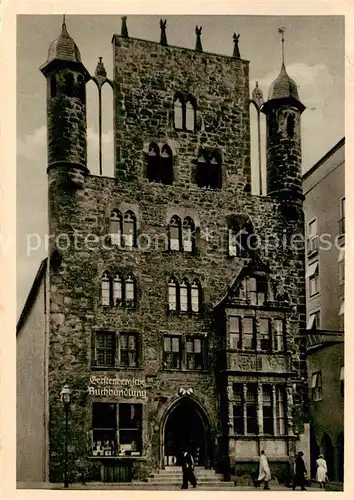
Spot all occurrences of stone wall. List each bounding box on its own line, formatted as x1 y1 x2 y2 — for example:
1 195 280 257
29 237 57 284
45 36 307 481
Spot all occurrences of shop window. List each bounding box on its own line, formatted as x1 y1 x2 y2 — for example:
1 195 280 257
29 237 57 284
123 211 136 248
259 318 271 351
276 386 286 435
246 384 258 434
340 366 344 397
169 216 182 251
92 403 117 456
163 335 182 369
186 336 205 370
120 333 138 368
168 277 178 312
263 385 274 434
182 217 195 252
94 331 116 367
243 317 255 350
101 272 112 306
273 318 285 352
311 372 323 401
229 316 241 350
118 404 142 456
109 210 122 246
233 384 244 434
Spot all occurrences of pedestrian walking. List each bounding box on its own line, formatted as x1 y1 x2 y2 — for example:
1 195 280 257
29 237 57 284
316 454 328 489
293 451 307 490
254 450 271 490
181 450 197 489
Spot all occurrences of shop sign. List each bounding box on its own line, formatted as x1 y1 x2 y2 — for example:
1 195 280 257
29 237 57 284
88 375 147 399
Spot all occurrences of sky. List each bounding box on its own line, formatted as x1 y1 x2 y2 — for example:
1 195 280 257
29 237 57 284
16 14 345 315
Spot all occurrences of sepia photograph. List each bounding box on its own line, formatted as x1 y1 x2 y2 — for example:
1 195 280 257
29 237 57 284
14 12 344 492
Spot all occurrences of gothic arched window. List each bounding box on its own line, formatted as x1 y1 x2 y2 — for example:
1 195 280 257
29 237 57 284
147 142 160 182
174 97 184 129
113 274 123 306
109 210 122 246
180 279 190 312
160 144 173 185
169 216 182 251
196 150 222 189
168 277 179 312
123 211 136 248
125 274 136 307
101 271 111 306
191 279 202 313
185 100 195 132
183 217 195 252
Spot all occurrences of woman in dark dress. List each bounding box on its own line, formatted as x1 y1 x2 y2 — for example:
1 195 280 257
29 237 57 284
293 451 307 491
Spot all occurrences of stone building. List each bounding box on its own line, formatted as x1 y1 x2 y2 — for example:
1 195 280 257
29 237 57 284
17 18 309 485
303 138 344 482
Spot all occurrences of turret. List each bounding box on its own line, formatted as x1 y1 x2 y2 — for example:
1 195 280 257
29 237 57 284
261 30 305 202
40 17 90 181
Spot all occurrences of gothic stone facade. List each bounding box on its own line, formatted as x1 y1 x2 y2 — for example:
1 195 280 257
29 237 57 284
29 25 308 483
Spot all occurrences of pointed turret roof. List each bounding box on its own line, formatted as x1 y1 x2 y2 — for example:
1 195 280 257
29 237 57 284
40 17 89 79
268 62 300 101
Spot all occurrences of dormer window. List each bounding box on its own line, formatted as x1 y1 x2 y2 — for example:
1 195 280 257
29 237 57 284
174 93 196 132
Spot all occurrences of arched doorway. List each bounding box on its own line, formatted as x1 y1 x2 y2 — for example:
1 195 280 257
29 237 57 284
321 434 334 481
162 397 211 468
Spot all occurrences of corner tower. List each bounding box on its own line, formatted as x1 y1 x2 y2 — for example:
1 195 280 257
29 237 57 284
262 31 305 202
40 18 90 180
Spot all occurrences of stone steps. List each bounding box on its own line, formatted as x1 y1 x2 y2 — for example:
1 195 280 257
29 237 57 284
135 466 232 488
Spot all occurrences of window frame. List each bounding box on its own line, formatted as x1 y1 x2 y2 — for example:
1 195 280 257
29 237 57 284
163 334 182 370
119 332 139 368
311 371 323 401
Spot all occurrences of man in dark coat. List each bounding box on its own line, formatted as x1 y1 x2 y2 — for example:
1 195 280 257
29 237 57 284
181 450 197 489
293 451 307 490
